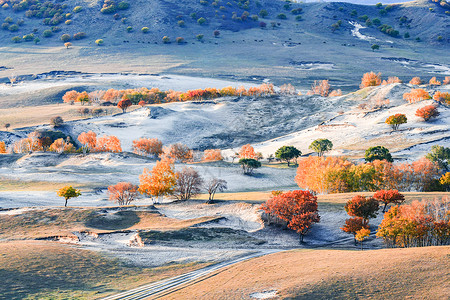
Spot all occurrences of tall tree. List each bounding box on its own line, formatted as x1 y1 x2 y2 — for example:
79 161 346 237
239 158 261 175
108 182 139 206
139 157 177 203
345 195 379 225
365 146 393 162
205 178 227 204
175 167 203 200
275 146 301 166
309 139 333 157
57 186 81 207
373 189 405 212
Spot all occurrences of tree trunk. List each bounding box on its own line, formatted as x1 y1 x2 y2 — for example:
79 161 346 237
287 160 290 167
300 234 304 243
383 203 388 213
65 198 68 207
361 241 363 250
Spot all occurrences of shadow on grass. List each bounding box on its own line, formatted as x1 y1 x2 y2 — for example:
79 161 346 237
85 210 140 230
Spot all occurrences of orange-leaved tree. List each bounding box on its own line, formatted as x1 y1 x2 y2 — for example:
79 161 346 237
415 105 439 121
108 182 139 206
409 77 422 85
164 143 193 162
78 131 97 153
261 190 320 243
341 217 369 245
344 195 379 226
49 138 75 153
202 149 223 161
403 89 431 103
433 91 450 104
308 80 330 97
95 135 122 152
0 141 6 153
385 113 407 131
360 72 382 88
132 138 163 157
239 144 256 159
138 157 177 203
429 77 441 86
373 189 405 212
62 90 79 103
117 99 132 113
444 76 450 85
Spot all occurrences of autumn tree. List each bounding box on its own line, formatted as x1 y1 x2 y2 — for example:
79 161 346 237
132 138 163 157
440 172 450 191
174 167 203 200
309 80 330 97
309 139 333 157
96 135 122 152
345 195 379 225
403 89 431 103
77 91 89 105
409 77 422 85
239 144 256 159
360 72 382 88
49 138 75 153
385 113 407 131
433 91 450 104
50 116 64 127
415 105 439 121
429 77 441 86
0 141 6 154
78 131 97 153
239 158 261 175
62 90 79 103
425 145 450 170
275 146 301 166
261 190 320 242
355 228 370 250
57 186 81 207
202 149 223 162
139 157 177 203
205 178 227 204
108 182 139 206
365 146 393 162
117 99 132 113
373 189 405 212
341 217 369 245
164 143 193 162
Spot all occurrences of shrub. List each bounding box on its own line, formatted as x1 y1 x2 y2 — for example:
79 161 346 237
415 105 439 121
259 21 266 28
126 26 132 32
360 72 382 88
34 37 40 44
259 9 268 18
176 37 185 44
202 149 223 161
385 114 407 130
291 8 302 15
11 36 21 43
350 9 357 16
372 18 381 26
95 39 104 46
73 6 83 13
433 91 450 104
295 15 302 21
196 34 204 41
403 89 431 103
178 20 185 27
213 30 220 37
409 77 422 85
66 13 72 19
251 14 258 21
118 2 130 10
197 17 206 25
277 13 287 19
239 158 261 175
43 29 53 37
162 36 170 43
429 77 441 85
50 116 64 127
141 27 149 33
65 20 72 25
8 24 18 32
371 44 380 51
365 146 393 162
73 32 86 40
51 26 61 32
60 34 71 42
23 33 34 41
164 143 193 162
4 17 12 23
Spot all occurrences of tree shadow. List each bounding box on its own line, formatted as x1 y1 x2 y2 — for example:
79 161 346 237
85 210 140 230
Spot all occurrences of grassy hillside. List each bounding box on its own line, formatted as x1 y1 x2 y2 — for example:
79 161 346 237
167 246 450 299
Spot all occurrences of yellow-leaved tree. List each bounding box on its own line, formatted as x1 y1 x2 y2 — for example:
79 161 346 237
139 157 177 203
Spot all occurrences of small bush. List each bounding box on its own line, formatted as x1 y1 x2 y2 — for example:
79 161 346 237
4 17 12 23
213 30 220 37
73 6 83 13
197 17 206 25
65 13 72 19
126 26 132 32
95 39 104 46
8 24 18 32
291 8 302 15
178 20 185 27
43 29 52 37
259 9 268 18
34 37 40 44
196 34 204 41
23 33 34 41
176 37 185 44
415 105 439 121
259 21 266 28
11 36 21 43
276 13 287 19
65 20 72 25
73 32 86 40
118 2 130 10
141 27 149 33
295 15 302 21
51 26 61 32
162 36 170 43
60 34 71 42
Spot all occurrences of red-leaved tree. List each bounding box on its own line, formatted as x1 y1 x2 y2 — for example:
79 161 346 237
373 189 405 212
344 195 379 225
108 182 139 206
118 99 132 113
415 105 439 121
261 190 320 242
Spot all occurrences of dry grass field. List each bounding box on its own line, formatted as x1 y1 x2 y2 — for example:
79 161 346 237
0 240 209 300
167 246 450 299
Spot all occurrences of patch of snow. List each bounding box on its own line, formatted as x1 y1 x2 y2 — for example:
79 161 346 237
349 21 375 41
250 290 278 299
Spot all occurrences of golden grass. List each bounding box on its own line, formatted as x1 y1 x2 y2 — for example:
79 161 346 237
0 240 209 300
166 246 450 299
0 207 220 240
0 177 93 192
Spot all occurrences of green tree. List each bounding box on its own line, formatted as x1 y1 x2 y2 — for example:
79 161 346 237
259 9 268 18
365 146 393 162
57 186 81 207
197 17 206 25
385 114 407 131
309 139 333 157
426 145 450 170
371 44 380 51
275 146 301 166
239 158 261 175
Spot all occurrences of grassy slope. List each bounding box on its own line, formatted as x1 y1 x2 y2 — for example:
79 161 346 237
0 240 210 300
167 246 450 299
0 207 219 239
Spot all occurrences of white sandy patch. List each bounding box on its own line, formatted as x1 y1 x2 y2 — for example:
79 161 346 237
250 290 278 299
349 21 375 41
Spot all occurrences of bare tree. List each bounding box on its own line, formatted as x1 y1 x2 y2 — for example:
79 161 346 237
205 178 227 204
89 90 106 105
8 73 17 86
175 167 203 200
